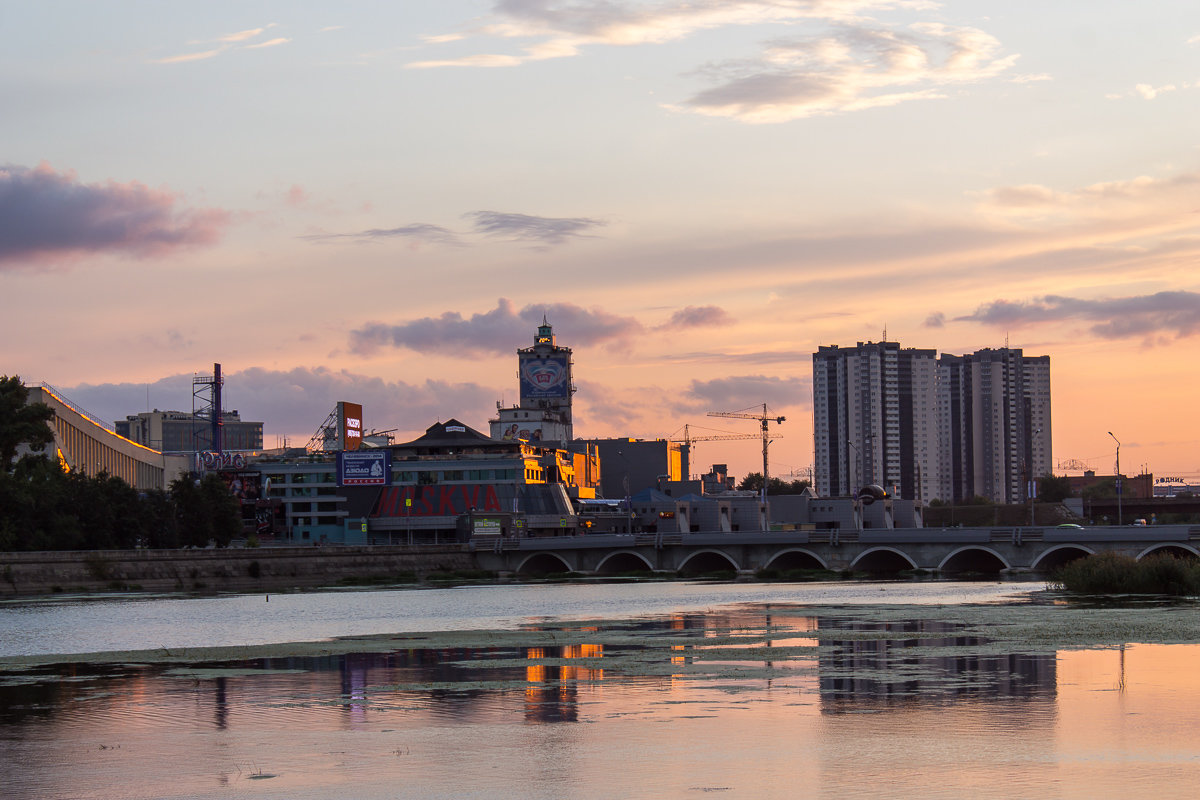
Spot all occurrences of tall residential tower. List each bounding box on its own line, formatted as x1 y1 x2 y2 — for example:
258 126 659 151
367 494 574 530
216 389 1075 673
937 348 1051 504
814 341 1051 504
812 341 938 501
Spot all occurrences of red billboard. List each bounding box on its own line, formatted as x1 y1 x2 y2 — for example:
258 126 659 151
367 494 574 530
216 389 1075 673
338 401 363 451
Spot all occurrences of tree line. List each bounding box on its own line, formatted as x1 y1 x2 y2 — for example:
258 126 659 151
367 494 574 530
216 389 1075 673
0 376 242 551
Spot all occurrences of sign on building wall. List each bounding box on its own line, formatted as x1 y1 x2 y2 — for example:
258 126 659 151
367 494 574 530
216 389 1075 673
338 449 391 486
519 356 570 400
373 484 505 517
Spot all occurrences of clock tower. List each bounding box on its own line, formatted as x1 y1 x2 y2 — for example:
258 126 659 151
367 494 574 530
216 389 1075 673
490 317 575 444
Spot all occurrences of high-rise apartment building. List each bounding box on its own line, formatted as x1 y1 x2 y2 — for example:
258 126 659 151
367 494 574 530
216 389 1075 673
814 342 1051 504
937 348 1051 504
812 341 938 501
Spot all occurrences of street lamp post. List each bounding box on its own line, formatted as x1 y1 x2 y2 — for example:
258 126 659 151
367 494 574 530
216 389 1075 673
1108 431 1122 526
846 440 861 496
1029 428 1042 526
846 440 862 531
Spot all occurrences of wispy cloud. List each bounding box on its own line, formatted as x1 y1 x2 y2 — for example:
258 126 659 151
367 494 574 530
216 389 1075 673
408 2 1012 121
677 22 1016 122
219 26 275 43
656 305 734 329
302 223 462 246
0 162 229 269
303 211 603 248
974 170 1200 226
408 0 938 69
1135 82 1178 100
245 37 291 50
155 47 228 64
956 291 1200 343
350 298 643 355
467 211 605 246
155 23 285 63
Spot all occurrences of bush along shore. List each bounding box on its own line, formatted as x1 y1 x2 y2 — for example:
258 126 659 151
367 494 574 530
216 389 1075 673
1051 551 1200 596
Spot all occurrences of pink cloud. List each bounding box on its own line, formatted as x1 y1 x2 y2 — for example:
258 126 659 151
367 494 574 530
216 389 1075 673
0 162 230 268
285 184 309 207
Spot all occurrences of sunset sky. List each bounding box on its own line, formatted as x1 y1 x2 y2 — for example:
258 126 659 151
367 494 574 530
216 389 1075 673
4 1 1200 482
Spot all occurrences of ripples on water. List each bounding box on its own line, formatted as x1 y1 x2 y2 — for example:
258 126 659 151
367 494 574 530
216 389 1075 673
3 581 1200 799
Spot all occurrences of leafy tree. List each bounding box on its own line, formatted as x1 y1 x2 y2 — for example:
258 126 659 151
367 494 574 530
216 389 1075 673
171 474 241 548
200 473 242 547
0 375 54 473
1081 478 1118 500
1038 474 1073 503
737 473 813 495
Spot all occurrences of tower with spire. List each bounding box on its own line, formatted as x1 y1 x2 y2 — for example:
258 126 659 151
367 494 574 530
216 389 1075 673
489 316 576 444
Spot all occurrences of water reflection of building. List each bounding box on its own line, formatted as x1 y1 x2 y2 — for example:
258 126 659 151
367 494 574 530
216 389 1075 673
817 618 1057 710
523 644 604 723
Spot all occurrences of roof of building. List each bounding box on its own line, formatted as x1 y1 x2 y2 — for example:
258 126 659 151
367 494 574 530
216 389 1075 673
394 419 498 450
629 488 674 503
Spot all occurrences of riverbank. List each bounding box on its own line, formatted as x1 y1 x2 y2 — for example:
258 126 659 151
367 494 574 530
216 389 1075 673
0 545 477 597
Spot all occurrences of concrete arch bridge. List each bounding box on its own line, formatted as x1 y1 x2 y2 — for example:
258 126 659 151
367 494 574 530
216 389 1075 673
470 525 1200 578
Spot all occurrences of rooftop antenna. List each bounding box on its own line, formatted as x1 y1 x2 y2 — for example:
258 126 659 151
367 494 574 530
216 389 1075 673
882 325 887 342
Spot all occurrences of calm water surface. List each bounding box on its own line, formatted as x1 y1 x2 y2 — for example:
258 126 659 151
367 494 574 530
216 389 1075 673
2 580 1199 799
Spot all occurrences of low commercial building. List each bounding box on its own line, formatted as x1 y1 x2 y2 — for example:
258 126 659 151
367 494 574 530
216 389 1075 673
577 437 684 500
116 409 264 453
364 420 587 543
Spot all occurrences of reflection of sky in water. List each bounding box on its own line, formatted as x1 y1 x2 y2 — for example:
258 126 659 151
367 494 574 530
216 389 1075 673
2 594 1200 798
0 580 1035 657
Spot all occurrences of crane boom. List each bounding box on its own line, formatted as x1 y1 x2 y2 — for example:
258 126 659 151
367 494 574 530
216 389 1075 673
707 404 786 496
670 423 761 479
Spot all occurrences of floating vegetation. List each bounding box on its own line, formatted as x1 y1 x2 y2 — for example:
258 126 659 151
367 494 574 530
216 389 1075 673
1049 551 1200 596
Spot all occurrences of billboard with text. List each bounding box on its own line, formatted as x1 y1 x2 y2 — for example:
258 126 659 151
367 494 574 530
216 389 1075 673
338 401 363 451
519 356 570 401
338 449 391 486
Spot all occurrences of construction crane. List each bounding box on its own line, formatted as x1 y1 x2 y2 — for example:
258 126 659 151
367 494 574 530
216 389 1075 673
708 404 786 495
669 424 759 479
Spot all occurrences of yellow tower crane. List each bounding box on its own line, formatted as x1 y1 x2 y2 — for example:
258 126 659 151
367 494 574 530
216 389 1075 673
669 423 759 480
707 404 786 495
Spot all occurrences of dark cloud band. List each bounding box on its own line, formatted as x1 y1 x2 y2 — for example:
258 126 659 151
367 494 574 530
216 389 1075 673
0 163 228 267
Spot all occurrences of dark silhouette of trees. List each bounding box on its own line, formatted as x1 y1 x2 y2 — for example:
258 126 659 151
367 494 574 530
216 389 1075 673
1038 474 1074 503
737 473 813 495
0 376 54 472
0 374 242 551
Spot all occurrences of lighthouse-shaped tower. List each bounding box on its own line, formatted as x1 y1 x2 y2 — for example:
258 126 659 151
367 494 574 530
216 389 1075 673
489 317 575 444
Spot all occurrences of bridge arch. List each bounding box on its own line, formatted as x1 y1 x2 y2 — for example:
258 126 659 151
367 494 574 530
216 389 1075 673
763 549 830 573
515 551 575 577
677 549 740 578
851 547 918 574
1031 545 1095 573
1136 543 1200 561
938 546 1011 575
594 550 656 575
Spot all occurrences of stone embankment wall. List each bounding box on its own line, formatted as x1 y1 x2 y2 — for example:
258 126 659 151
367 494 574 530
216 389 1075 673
0 546 478 597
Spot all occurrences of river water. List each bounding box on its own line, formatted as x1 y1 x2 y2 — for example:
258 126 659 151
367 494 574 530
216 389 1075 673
2 580 1200 799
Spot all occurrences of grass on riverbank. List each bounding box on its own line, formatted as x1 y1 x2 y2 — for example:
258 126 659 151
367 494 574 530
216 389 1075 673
1050 551 1200 596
